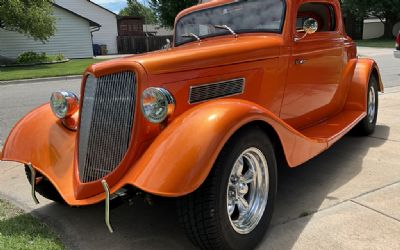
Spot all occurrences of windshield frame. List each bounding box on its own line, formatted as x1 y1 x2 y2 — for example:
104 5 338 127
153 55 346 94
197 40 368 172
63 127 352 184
174 0 287 46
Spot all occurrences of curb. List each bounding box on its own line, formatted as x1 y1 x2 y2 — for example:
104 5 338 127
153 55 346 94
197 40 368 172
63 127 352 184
0 75 82 86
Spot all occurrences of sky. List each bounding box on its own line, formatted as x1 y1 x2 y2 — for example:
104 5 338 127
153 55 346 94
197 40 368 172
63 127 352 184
91 0 149 14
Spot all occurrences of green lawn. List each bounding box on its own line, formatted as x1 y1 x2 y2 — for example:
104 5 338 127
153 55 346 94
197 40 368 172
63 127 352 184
0 59 107 81
0 199 64 249
355 38 395 48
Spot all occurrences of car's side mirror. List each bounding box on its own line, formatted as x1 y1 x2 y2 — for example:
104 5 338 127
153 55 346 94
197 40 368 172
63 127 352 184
295 18 318 42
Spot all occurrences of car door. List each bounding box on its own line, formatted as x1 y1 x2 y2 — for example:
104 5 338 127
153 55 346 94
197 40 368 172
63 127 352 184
280 2 346 129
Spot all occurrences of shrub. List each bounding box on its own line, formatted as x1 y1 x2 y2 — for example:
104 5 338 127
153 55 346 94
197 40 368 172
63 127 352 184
55 53 65 61
15 52 67 64
16 51 47 64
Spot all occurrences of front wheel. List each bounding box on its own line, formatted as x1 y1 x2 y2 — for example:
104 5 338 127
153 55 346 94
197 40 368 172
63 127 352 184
178 128 277 250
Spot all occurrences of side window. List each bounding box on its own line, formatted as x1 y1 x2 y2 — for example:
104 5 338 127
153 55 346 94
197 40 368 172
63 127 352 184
296 3 336 33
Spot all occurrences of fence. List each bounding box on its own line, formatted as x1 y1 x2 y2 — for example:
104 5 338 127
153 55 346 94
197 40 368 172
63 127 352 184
117 36 173 54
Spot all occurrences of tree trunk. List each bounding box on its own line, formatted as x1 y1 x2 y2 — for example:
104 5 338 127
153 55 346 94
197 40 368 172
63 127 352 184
383 18 395 38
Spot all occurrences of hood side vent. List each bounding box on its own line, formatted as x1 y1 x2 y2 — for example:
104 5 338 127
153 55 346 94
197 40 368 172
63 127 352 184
189 78 245 104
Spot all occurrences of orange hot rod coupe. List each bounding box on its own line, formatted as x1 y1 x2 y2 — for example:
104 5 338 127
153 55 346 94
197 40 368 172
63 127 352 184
0 0 383 249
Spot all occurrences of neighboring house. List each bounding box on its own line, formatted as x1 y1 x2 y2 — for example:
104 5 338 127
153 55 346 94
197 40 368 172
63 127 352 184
143 25 174 36
0 4 99 59
55 0 118 54
363 18 400 40
118 17 145 36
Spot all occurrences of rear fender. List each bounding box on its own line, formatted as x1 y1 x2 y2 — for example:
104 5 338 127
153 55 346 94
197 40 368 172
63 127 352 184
345 58 383 111
120 99 327 197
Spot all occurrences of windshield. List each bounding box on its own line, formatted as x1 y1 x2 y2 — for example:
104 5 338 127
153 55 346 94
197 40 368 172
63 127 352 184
175 0 285 46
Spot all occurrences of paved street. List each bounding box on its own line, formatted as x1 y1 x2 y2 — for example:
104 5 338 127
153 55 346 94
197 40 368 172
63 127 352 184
357 47 400 88
0 49 399 249
0 78 81 147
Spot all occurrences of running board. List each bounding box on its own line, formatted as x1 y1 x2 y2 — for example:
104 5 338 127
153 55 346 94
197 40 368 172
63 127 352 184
300 110 365 146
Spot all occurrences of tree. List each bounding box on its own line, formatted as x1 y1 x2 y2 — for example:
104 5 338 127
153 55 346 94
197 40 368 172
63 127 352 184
366 1 400 38
341 0 369 20
119 0 157 24
0 0 56 42
342 0 400 38
149 0 198 28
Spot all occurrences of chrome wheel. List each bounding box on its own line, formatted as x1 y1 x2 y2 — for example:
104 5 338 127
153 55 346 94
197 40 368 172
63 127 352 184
368 85 376 123
226 147 269 234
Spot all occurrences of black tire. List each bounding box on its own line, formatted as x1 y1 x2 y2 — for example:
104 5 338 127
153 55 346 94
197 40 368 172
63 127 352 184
177 127 277 250
24 165 65 204
353 75 379 136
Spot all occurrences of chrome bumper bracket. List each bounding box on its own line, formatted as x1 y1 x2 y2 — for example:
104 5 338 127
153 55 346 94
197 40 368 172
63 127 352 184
101 179 114 233
27 163 40 204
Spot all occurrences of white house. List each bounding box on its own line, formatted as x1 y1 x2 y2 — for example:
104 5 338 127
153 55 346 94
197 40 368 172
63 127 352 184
0 4 99 59
55 0 118 54
363 18 400 40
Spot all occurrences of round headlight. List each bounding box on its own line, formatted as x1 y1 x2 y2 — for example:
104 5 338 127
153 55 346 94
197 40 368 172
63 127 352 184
141 87 175 123
50 91 79 119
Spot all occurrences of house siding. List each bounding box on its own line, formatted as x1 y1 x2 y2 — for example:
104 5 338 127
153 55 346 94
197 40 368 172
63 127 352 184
55 0 118 54
363 19 400 39
0 7 93 59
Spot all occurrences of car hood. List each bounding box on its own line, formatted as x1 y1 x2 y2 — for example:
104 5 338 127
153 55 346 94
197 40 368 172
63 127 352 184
120 35 283 75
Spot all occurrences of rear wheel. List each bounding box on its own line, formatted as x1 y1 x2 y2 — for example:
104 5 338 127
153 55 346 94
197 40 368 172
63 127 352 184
353 75 379 136
178 128 277 250
24 165 65 203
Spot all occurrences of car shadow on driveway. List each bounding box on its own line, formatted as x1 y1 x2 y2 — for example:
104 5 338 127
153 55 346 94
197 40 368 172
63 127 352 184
259 125 391 249
30 126 390 250
33 197 195 250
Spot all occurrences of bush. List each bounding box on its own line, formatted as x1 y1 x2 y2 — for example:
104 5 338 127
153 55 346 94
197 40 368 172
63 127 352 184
55 53 65 61
16 51 47 64
15 51 67 64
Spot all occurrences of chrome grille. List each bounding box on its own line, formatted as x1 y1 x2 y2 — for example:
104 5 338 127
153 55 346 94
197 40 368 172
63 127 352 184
78 72 136 183
189 78 245 104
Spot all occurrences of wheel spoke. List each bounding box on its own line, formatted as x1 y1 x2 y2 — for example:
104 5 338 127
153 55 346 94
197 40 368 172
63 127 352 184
242 168 254 184
370 89 375 104
234 157 244 177
237 196 249 214
227 203 235 216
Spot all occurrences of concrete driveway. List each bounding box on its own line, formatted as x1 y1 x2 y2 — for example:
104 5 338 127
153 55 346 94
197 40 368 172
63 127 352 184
0 48 400 249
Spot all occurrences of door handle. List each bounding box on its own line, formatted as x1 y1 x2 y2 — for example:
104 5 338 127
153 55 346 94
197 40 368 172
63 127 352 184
295 59 306 65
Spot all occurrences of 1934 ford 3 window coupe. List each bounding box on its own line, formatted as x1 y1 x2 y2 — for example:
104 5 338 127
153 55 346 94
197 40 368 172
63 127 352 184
0 0 383 249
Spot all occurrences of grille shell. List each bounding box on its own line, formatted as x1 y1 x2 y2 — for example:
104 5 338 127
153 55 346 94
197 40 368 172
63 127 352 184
189 78 245 104
78 72 136 183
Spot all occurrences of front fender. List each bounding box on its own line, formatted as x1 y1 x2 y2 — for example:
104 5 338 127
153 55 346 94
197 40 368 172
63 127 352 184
0 104 79 203
120 99 327 197
1 100 328 201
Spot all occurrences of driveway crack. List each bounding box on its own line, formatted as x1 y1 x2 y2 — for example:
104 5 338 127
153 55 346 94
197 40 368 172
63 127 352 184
350 200 400 223
273 179 400 227
366 135 400 143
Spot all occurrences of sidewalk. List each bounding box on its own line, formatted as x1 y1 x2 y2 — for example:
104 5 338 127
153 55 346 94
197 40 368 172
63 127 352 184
0 75 82 86
0 90 399 249
358 46 395 57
